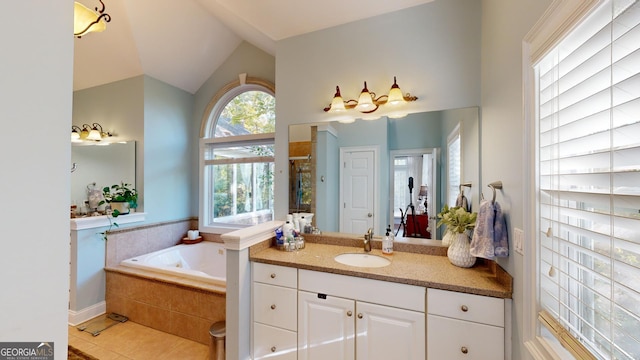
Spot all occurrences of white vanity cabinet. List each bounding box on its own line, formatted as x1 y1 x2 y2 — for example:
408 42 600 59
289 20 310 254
427 288 505 359
298 269 425 360
252 263 298 360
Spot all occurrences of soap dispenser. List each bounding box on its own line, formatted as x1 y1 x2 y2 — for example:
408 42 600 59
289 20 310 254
382 225 394 255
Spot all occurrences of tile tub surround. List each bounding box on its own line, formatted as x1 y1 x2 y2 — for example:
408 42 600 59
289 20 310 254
105 218 216 267
105 270 225 345
250 237 512 299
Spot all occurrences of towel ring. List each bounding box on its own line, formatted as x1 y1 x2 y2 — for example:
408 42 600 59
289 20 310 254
459 182 472 196
487 181 503 203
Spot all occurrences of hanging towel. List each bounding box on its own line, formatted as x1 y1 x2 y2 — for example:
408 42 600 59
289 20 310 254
493 202 509 257
470 200 509 259
456 192 470 212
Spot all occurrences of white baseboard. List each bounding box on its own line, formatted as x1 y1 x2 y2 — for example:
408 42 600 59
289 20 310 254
68 301 106 326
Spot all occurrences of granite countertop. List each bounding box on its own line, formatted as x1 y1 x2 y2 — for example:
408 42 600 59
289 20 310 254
249 237 512 299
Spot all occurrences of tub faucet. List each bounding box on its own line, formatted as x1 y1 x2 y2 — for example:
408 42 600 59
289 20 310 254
363 228 373 252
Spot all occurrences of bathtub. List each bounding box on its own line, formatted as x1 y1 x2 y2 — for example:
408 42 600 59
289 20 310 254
120 241 226 286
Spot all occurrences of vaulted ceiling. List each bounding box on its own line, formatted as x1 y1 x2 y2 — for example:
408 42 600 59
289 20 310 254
73 0 434 94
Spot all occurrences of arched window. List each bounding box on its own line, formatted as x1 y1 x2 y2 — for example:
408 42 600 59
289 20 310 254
200 76 275 231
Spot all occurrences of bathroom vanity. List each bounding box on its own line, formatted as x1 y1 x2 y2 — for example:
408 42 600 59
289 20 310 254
248 238 512 360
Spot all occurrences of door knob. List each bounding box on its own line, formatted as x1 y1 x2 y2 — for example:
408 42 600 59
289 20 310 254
367 213 373 217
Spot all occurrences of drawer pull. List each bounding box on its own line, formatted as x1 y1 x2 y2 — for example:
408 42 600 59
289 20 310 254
347 311 353 317
270 273 276 279
461 346 468 354
461 305 469 312
357 313 363 319
271 346 276 352
270 304 276 310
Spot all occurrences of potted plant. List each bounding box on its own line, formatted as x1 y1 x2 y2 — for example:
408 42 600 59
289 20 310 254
436 205 478 268
436 204 477 235
100 182 138 216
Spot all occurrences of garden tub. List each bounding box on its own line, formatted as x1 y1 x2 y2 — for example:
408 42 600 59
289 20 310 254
120 241 226 286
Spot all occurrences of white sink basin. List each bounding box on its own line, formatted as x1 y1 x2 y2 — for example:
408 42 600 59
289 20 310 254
334 253 391 268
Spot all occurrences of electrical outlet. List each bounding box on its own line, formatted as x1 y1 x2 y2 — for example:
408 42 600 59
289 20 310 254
514 228 524 255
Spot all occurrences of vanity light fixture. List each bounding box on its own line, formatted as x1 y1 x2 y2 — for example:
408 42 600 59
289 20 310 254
324 77 418 115
74 0 111 38
71 123 112 142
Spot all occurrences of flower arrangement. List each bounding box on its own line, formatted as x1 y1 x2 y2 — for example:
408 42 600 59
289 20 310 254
436 204 477 234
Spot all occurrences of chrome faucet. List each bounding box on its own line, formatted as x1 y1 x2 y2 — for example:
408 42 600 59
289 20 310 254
363 228 373 252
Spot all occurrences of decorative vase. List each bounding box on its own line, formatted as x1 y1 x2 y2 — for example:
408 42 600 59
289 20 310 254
110 201 130 215
447 233 476 268
442 229 454 247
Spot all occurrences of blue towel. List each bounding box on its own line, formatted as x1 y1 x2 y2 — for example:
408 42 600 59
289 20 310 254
470 199 509 259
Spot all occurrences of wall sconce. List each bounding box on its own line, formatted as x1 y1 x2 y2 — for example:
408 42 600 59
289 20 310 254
323 77 418 119
74 0 111 38
71 123 112 142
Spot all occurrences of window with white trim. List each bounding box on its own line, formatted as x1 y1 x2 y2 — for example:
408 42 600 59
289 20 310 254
201 86 275 229
535 0 640 358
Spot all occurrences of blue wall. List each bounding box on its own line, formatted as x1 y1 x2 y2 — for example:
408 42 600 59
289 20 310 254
143 76 194 223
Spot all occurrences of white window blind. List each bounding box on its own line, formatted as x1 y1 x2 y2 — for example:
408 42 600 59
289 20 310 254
536 0 640 359
447 125 461 206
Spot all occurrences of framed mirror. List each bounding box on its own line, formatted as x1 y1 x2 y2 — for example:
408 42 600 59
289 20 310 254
70 141 136 213
288 106 479 239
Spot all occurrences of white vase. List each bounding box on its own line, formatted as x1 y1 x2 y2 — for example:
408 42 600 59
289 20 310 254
447 233 476 268
110 201 130 215
442 229 454 246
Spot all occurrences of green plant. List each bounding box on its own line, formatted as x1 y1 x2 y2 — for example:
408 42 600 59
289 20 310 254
98 218 118 241
99 182 138 216
436 204 477 234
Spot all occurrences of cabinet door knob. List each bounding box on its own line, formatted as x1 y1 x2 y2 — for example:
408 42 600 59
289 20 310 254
357 313 363 319
461 305 469 312
271 346 276 352
270 304 276 310
461 346 468 354
270 273 276 278
347 311 353 317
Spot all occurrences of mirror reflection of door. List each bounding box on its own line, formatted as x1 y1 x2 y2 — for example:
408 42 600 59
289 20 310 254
340 146 377 234
390 148 438 238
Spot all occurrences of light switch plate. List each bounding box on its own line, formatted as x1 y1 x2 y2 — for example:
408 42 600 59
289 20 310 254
514 228 524 255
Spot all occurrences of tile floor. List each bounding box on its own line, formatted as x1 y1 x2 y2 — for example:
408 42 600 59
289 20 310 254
68 320 210 359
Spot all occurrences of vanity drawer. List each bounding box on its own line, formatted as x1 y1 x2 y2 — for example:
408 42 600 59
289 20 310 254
427 314 504 360
253 282 297 331
253 262 297 288
427 288 504 327
253 322 297 360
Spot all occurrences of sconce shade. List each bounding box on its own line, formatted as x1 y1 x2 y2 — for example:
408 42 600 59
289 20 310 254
80 126 90 139
74 1 110 37
329 86 346 112
355 82 376 112
387 76 406 106
87 127 102 141
71 125 82 141
419 185 428 197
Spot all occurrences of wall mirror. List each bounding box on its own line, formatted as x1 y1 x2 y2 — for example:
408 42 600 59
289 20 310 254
288 107 479 240
70 141 136 212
